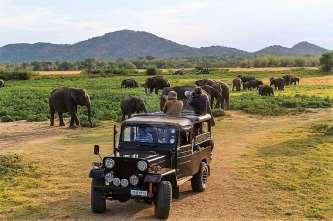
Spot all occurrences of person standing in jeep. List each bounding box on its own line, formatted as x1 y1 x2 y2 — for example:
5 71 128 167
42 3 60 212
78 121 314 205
190 87 215 126
163 90 183 116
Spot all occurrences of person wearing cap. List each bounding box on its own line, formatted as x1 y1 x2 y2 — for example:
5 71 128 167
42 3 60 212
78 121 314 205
163 91 183 116
190 87 215 126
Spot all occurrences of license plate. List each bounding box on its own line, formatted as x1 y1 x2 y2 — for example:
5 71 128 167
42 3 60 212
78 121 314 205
130 190 148 197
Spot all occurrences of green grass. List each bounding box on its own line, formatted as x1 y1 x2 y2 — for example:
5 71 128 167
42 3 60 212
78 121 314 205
253 122 333 219
0 70 332 123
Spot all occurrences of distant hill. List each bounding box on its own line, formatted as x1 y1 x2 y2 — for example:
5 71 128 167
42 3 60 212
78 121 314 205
255 41 328 56
0 30 329 63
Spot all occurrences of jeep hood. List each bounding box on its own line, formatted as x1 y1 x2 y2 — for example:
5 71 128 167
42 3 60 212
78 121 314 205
115 150 167 164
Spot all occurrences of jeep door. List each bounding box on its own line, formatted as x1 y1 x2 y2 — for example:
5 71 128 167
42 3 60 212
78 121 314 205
176 128 193 178
191 121 212 174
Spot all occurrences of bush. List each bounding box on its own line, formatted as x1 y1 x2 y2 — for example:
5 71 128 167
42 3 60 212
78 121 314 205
1 115 14 122
0 70 32 80
146 67 159 76
320 52 333 72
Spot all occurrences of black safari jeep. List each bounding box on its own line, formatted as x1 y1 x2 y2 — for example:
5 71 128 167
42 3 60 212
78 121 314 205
89 113 214 219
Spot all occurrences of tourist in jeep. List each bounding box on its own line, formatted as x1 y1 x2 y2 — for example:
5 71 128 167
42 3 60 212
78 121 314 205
163 90 183 116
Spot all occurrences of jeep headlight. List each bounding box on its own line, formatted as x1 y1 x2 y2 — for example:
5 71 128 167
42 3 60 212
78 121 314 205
137 160 147 171
121 179 129 187
105 172 114 183
113 177 121 187
129 175 139 186
104 158 115 169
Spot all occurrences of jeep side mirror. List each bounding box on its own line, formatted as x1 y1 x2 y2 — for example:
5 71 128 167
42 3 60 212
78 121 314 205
94 145 100 155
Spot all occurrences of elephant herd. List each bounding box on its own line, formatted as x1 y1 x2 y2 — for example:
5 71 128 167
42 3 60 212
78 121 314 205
120 76 230 121
0 72 295 128
233 74 300 96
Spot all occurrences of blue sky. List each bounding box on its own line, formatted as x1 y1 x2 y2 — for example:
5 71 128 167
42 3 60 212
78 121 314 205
0 0 332 51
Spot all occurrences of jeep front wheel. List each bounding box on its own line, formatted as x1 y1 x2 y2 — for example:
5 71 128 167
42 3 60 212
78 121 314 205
154 181 172 219
191 162 209 192
91 179 106 213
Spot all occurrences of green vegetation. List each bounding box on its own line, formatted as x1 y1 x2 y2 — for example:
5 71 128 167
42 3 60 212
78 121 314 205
320 52 333 72
1 55 321 72
146 66 159 75
0 69 332 123
0 69 32 80
253 121 333 219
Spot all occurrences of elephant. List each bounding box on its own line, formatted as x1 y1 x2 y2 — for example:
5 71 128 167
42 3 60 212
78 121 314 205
232 77 242 91
290 76 300 85
195 79 229 109
200 85 223 108
160 86 195 111
121 79 138 88
243 79 263 90
144 76 170 94
49 87 92 128
0 79 4 87
270 78 285 90
237 75 256 83
282 74 291 85
258 85 274 96
121 96 147 121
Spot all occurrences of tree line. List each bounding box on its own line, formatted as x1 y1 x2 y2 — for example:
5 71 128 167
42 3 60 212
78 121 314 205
0 55 323 72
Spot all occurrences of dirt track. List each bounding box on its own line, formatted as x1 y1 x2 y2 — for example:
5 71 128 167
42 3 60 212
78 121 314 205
0 109 332 220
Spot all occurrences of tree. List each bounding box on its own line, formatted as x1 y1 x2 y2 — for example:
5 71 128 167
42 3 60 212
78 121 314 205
320 52 333 72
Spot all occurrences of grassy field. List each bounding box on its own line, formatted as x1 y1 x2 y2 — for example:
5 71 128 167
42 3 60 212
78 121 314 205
0 110 332 220
0 69 333 220
0 69 332 124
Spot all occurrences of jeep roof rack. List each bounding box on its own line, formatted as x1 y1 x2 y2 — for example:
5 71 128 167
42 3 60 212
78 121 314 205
124 112 211 127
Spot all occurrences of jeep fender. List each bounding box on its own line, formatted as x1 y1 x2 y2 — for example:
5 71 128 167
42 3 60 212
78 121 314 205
144 169 176 184
89 168 105 179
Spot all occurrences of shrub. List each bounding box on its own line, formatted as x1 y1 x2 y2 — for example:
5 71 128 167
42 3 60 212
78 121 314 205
0 70 32 80
1 115 14 122
146 67 158 76
319 52 333 72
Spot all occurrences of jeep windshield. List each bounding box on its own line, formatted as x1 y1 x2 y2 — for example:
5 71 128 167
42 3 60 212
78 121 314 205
121 125 177 147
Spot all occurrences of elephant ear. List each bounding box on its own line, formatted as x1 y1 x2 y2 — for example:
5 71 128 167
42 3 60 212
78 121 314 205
70 89 85 105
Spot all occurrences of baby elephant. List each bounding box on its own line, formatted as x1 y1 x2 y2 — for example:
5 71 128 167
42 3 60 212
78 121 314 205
258 85 274 96
0 79 5 87
121 79 139 88
232 77 242 91
121 96 147 121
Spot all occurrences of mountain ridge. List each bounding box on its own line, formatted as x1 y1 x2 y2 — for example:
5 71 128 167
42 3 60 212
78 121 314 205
0 30 329 63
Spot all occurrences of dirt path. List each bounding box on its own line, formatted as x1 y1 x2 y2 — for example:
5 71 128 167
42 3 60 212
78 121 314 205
0 109 332 220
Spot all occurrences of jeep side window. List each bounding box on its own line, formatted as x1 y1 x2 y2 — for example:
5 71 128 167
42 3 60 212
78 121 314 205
180 129 191 146
202 121 209 133
193 123 202 136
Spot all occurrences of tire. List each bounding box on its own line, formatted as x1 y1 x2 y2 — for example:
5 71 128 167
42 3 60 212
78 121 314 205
191 162 209 192
91 179 106 213
154 181 172 219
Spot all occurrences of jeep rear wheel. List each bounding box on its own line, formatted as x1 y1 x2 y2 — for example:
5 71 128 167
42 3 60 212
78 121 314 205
191 162 209 192
91 179 106 213
154 181 172 219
